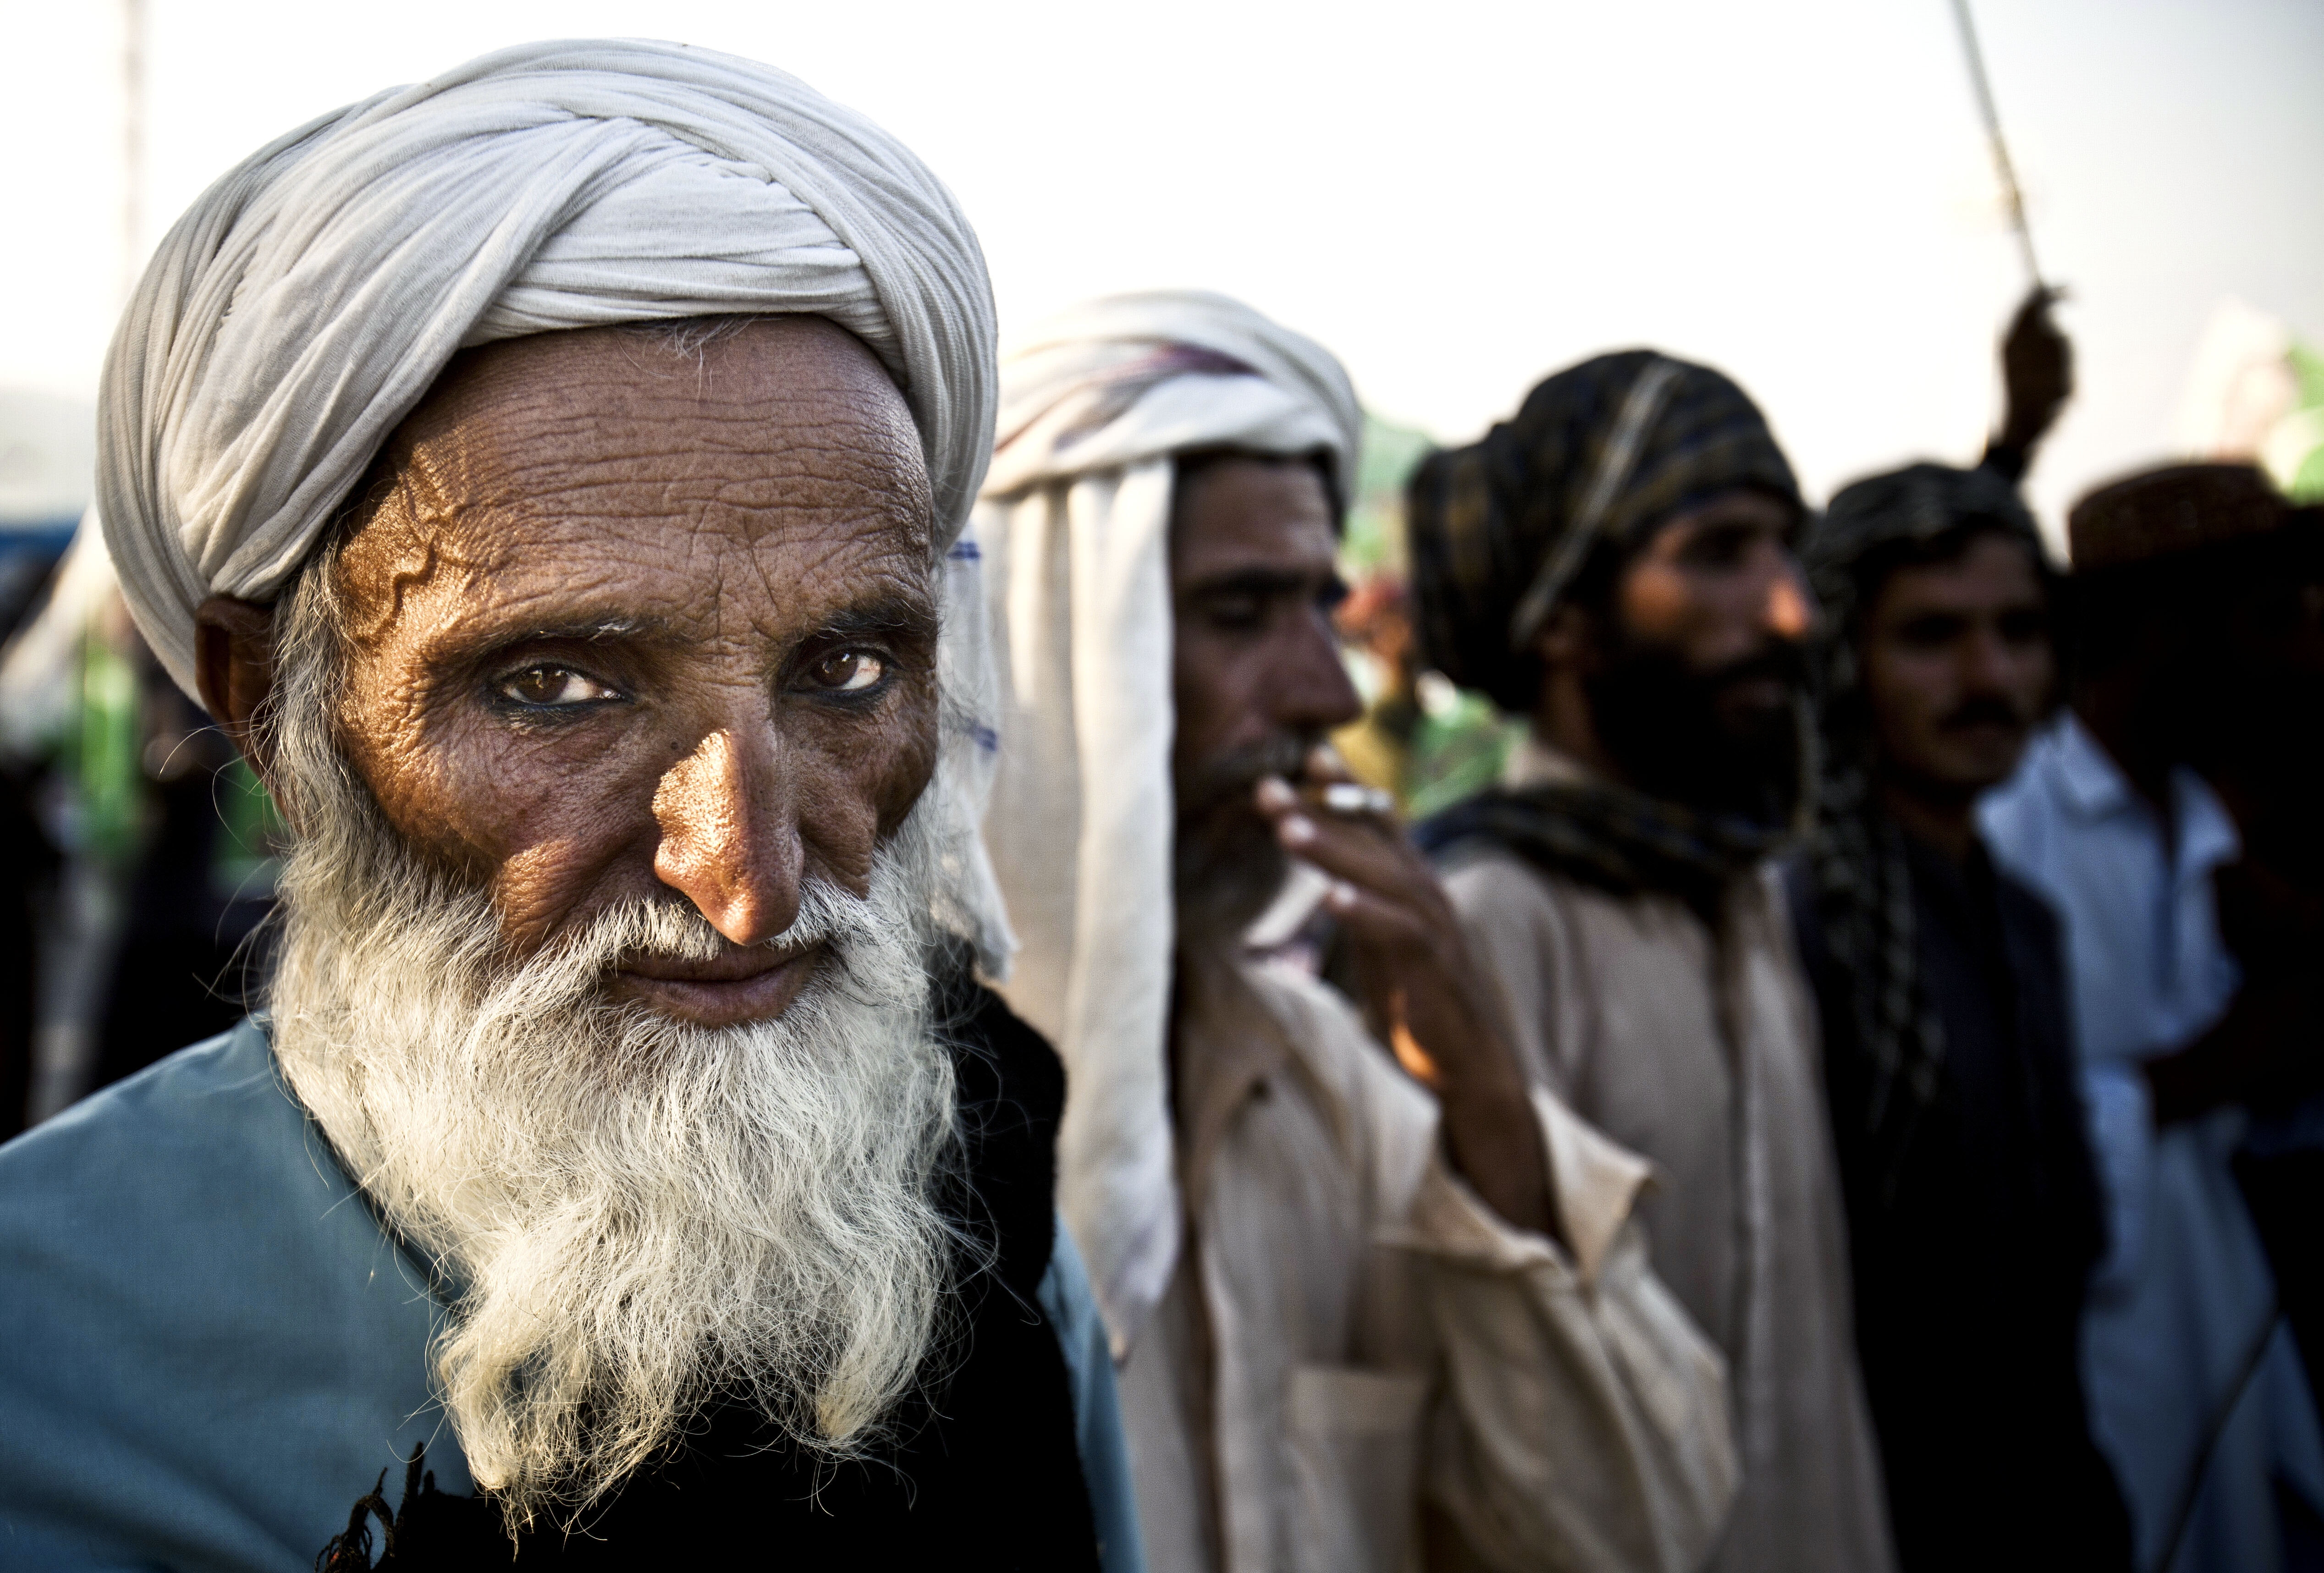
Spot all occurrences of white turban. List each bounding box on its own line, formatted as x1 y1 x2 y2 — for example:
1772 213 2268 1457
969 291 1362 1356
97 38 996 697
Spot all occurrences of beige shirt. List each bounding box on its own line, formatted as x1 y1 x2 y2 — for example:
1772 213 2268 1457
1118 958 1739 1573
1438 739 1893 1573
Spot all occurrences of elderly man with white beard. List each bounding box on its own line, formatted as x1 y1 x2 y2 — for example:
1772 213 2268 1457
972 292 1738 1573
0 43 1137 1571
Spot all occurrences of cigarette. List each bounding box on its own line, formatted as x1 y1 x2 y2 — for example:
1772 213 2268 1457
1313 782 1395 817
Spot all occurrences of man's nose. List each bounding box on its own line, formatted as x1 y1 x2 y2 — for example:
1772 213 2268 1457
1958 625 2017 694
1279 610 1365 734
650 727 802 947
1762 561 1812 642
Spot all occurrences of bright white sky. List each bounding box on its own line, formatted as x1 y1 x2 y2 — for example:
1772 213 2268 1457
2 0 2318 539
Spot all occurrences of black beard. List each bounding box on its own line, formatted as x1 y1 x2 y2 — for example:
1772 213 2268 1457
1172 733 1312 950
1586 634 1805 826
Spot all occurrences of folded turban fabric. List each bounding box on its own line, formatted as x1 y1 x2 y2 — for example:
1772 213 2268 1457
968 291 1360 1356
98 37 997 698
1406 349 1801 714
1798 463 2050 1207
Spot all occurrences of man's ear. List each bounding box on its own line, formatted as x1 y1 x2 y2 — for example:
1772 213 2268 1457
1532 603 1593 673
194 597 278 781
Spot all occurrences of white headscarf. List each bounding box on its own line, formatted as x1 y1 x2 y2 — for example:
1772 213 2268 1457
97 38 996 698
969 291 1361 1356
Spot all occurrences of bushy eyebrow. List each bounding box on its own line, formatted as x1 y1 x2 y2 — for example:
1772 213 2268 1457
808 594 941 643
435 592 936 674
455 615 674 660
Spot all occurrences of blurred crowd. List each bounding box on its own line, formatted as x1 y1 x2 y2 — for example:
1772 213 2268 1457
1317 290 2324 1572
0 528 278 1138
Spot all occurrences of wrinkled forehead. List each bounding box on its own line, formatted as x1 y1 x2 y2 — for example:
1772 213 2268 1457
332 318 937 633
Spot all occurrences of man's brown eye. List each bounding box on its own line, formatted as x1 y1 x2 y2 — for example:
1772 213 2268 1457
813 650 885 693
497 666 617 707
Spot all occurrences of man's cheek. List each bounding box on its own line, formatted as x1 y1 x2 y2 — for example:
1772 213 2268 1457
492 833 632 951
395 732 555 853
1618 564 1692 643
402 722 648 890
2010 657 2056 718
858 718 940 837
872 759 933 833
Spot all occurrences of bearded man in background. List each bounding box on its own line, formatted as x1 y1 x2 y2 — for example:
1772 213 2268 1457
0 43 1133 1570
1407 352 1894 1573
972 292 1737 1573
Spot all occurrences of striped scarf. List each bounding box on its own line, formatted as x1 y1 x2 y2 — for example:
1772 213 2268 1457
1416 775 1789 925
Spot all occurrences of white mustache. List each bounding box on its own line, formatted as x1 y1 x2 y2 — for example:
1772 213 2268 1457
551 880 885 976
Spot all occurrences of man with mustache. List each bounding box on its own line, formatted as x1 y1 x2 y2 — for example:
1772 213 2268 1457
1407 352 1894 1573
973 294 1738 1573
1785 463 2128 1572
0 43 1136 1568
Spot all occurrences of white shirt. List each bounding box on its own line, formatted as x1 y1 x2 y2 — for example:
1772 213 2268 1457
1981 713 2324 1573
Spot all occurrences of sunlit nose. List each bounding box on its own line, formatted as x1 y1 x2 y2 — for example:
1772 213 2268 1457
650 728 801 947
1962 628 2009 686
1765 571 1811 640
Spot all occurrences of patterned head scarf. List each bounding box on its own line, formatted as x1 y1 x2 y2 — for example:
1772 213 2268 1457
1407 349 1801 714
1801 462 2051 1200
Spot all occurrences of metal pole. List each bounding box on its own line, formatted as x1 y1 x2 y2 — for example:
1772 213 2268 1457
1948 0 2043 289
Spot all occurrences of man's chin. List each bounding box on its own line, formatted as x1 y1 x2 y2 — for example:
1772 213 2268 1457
1711 690 1799 749
606 943 830 1028
1174 806 1289 941
1716 678 1795 725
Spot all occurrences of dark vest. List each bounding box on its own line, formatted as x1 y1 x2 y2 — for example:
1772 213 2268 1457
1783 843 2128 1573
318 972 1099 1570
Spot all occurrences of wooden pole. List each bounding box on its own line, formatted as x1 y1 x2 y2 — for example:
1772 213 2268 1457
1949 0 2044 290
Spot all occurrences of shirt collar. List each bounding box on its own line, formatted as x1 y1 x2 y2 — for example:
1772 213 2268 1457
2050 711 2140 820
2170 767 2243 881
2047 713 2242 877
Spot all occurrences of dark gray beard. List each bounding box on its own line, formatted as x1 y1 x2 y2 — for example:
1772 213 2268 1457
1172 732 1311 952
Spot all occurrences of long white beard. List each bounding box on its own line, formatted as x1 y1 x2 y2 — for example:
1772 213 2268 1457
266 757 960 1525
